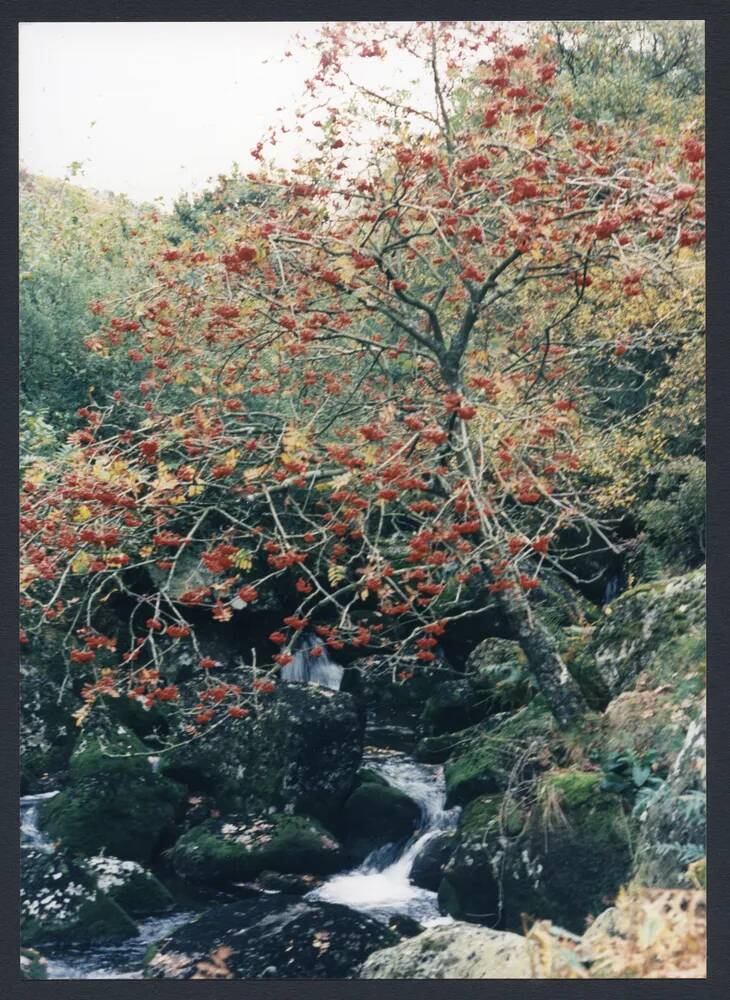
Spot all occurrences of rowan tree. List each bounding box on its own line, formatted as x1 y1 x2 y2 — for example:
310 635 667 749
20 22 705 734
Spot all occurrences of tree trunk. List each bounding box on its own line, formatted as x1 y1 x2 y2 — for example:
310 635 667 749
495 586 588 729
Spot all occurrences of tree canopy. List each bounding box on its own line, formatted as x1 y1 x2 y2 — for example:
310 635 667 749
20 22 705 736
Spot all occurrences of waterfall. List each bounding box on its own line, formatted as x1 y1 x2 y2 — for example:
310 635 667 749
309 754 459 925
21 791 58 851
281 632 344 690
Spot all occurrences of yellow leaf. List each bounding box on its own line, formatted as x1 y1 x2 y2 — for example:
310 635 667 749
73 704 91 727
72 505 93 524
71 551 93 574
20 565 40 590
283 424 311 456
187 483 204 497
231 550 253 570
327 564 346 587
24 464 46 486
245 465 269 483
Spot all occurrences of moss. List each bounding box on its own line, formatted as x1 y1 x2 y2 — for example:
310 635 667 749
414 728 477 764
20 744 70 795
112 873 172 918
501 770 634 932
560 628 612 710
444 700 553 808
459 794 523 840
542 770 602 809
40 726 185 863
440 769 633 934
588 567 705 701
83 856 173 917
345 782 419 837
169 813 344 885
21 848 137 947
22 897 134 948
600 627 705 774
357 767 388 786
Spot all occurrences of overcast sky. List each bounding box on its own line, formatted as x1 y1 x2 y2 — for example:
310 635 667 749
19 22 328 205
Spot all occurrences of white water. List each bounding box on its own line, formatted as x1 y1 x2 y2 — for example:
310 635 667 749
43 912 195 980
21 791 58 851
310 754 459 925
21 752 457 977
281 632 344 690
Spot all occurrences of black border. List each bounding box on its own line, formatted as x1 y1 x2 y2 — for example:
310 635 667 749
2 2 729 997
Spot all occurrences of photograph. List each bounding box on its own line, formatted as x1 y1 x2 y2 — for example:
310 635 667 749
19 18 706 980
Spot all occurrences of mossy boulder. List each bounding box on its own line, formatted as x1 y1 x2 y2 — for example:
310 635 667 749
438 796 510 924
343 781 420 860
505 770 632 932
163 685 363 824
633 705 705 889
144 895 397 978
21 847 137 947
82 855 173 917
444 701 554 808
577 567 705 705
40 725 185 864
420 678 489 736
465 637 534 711
414 730 468 764
360 923 538 979
357 766 388 786
354 656 461 726
439 772 632 934
20 948 48 980
169 814 344 886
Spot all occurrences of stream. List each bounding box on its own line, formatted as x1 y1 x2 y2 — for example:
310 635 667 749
310 753 458 925
22 751 457 979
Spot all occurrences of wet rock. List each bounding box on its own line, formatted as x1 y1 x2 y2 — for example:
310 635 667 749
439 772 632 934
413 731 463 764
420 679 488 737
359 922 538 978
437 797 503 925
164 685 363 825
355 657 460 727
82 855 173 918
20 948 48 980
169 814 344 886
364 723 417 753
257 870 323 895
21 847 137 947
343 781 420 862
410 831 456 892
144 895 397 979
40 725 185 864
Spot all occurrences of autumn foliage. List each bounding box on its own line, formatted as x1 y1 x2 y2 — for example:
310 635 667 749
20 23 704 736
